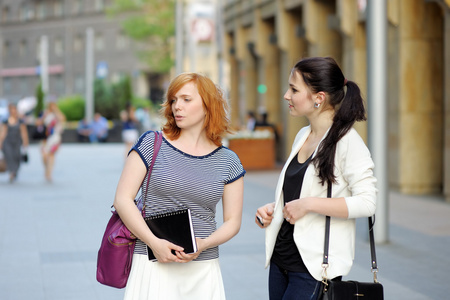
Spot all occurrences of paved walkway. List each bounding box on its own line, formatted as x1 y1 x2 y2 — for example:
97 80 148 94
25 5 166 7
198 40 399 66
0 143 449 299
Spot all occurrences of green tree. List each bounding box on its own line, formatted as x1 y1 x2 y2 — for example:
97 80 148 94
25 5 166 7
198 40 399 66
94 79 115 119
108 0 175 73
93 76 137 119
34 82 45 117
111 75 133 111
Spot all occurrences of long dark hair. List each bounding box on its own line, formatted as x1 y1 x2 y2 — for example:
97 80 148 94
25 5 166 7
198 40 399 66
293 57 366 185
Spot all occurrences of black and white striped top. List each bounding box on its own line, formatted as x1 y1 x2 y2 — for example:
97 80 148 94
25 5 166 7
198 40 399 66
132 131 246 261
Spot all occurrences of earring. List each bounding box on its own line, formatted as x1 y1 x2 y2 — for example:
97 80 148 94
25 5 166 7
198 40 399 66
314 102 320 108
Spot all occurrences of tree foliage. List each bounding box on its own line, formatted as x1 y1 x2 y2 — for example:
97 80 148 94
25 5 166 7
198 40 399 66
94 76 135 119
108 0 175 73
34 82 45 117
57 95 85 121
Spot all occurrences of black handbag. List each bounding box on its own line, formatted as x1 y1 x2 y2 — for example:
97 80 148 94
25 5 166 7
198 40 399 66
21 147 28 163
32 125 47 140
318 182 384 300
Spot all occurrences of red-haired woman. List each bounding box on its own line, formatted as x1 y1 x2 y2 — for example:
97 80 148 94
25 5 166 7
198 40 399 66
113 73 246 299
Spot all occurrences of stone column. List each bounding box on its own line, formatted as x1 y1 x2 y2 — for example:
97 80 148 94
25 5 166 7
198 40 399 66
339 0 368 141
398 0 444 194
443 6 450 201
224 32 240 128
234 26 257 126
304 0 341 58
277 4 309 158
255 13 280 126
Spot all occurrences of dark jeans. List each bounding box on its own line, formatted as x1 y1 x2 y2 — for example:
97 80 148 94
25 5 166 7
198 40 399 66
269 261 321 300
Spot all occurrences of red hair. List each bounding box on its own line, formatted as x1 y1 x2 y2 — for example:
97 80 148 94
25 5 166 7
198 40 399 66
161 73 232 146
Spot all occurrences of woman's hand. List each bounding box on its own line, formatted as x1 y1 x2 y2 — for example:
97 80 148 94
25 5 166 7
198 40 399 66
148 238 185 263
255 202 275 228
174 237 206 263
283 197 313 224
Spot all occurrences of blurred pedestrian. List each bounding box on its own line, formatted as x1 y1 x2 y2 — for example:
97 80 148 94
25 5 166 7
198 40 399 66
77 118 91 143
120 103 139 155
40 101 65 182
255 57 377 300
113 72 245 300
245 111 256 131
0 103 29 182
255 111 279 142
135 106 153 133
89 113 108 143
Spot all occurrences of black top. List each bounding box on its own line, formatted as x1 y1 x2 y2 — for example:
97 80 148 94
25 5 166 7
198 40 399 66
271 152 313 272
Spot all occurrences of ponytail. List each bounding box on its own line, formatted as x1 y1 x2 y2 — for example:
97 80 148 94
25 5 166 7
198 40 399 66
293 57 366 185
313 80 366 185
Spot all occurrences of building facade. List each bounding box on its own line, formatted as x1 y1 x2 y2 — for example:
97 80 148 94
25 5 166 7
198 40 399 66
223 0 450 200
0 0 152 103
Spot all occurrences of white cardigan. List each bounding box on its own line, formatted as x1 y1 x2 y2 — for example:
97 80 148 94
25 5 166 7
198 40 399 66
265 126 377 281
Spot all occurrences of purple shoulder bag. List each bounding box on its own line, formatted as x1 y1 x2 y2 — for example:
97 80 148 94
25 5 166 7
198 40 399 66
96 131 163 289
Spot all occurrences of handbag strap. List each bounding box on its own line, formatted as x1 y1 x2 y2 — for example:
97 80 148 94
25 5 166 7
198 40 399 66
143 131 163 199
322 180 379 283
131 131 162 216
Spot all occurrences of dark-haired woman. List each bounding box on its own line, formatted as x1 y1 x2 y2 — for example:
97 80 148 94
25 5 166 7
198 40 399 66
0 103 29 182
255 57 377 300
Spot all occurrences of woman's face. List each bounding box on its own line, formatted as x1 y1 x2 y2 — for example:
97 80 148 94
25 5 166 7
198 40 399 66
8 104 17 117
48 102 57 112
283 71 315 117
171 82 206 131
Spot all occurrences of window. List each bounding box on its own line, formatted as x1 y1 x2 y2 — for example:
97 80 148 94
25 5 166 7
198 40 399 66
20 77 28 95
54 74 64 95
116 32 127 50
73 0 83 15
54 37 64 56
19 4 27 21
73 34 83 52
3 78 12 94
37 2 47 20
54 0 63 17
3 41 11 58
36 39 41 60
19 40 28 56
94 0 104 12
74 74 84 93
1 6 11 23
20 3 35 21
95 33 104 52
28 3 35 20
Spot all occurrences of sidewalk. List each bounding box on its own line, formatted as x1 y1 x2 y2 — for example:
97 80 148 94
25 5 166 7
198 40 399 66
0 143 449 299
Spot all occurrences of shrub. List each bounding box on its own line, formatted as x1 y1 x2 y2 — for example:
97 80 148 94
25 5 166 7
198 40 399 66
58 95 85 121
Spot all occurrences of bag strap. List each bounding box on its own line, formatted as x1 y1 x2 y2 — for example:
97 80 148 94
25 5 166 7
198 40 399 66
132 131 162 216
143 131 163 200
322 180 379 283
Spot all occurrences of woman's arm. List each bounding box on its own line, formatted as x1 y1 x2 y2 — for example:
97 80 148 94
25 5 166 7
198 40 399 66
283 196 348 224
177 176 244 262
283 130 376 223
0 123 7 147
20 122 29 147
113 151 184 263
255 202 275 228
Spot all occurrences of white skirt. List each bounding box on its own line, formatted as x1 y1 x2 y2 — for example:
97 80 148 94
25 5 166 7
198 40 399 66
124 254 226 300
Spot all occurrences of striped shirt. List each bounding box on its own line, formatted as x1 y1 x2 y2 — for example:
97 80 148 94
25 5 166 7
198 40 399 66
132 131 246 261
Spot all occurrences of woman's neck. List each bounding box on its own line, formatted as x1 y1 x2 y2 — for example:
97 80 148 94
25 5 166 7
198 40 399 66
308 110 334 139
167 129 217 155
